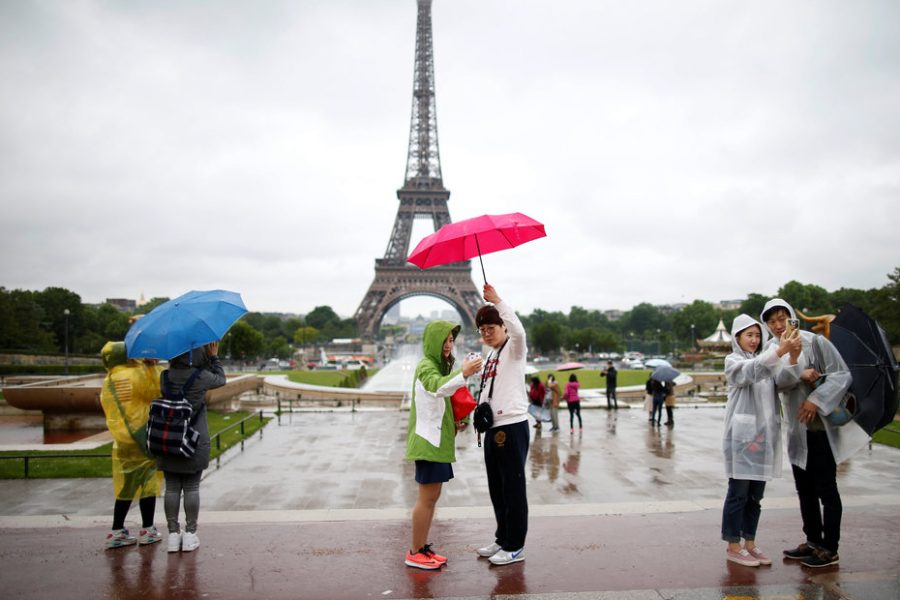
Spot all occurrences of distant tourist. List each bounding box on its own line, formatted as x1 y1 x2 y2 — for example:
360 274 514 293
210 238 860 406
563 373 582 433
157 342 226 554
721 314 799 567
545 374 561 432
601 360 618 409
404 321 482 570
474 283 530 566
528 376 546 429
98 341 164 549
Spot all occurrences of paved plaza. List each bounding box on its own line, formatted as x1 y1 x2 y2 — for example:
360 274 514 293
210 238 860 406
1 407 898 599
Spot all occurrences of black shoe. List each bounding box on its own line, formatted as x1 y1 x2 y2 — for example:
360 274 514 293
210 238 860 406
783 542 817 560
801 549 839 568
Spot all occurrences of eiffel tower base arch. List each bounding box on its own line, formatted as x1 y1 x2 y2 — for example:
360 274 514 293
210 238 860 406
355 261 483 339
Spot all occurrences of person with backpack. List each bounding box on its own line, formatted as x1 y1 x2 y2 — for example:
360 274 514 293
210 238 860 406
98 341 164 549
156 342 226 554
404 320 482 570
528 377 546 430
761 299 870 568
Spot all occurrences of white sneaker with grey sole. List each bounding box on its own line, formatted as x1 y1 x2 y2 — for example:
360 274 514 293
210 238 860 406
477 542 501 557
167 532 182 553
182 531 200 552
489 547 525 565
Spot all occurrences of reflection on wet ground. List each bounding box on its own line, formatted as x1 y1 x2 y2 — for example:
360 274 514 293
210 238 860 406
1 407 899 599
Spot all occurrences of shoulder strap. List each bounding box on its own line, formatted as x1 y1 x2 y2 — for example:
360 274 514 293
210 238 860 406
163 368 203 399
477 338 509 404
106 378 150 455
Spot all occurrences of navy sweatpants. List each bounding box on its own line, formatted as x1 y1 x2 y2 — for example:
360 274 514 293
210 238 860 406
483 420 530 551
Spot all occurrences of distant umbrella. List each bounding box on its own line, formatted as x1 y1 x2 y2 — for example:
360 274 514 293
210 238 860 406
650 365 680 382
556 362 586 371
645 358 672 369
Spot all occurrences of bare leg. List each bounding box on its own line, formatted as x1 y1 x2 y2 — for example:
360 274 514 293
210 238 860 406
411 482 442 552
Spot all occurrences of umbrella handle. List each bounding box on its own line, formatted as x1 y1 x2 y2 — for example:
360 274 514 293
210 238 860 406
474 234 487 284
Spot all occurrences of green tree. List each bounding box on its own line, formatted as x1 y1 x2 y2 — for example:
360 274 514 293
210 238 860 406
623 303 668 335
0 288 56 351
266 336 292 360
672 300 719 349
778 281 831 315
138 297 170 314
35 287 82 353
869 267 900 344
531 321 563 355
293 326 319 345
738 293 769 322
223 320 264 360
305 306 341 330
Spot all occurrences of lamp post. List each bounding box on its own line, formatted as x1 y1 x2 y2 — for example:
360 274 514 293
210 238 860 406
656 328 661 356
63 308 70 375
691 323 695 350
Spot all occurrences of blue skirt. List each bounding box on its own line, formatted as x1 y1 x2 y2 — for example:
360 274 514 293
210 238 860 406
415 460 454 484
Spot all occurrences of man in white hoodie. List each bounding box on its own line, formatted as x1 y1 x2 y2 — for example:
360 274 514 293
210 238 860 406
474 283 530 566
761 298 870 569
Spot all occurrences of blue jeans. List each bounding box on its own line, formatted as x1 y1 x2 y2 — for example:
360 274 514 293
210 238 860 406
721 478 766 543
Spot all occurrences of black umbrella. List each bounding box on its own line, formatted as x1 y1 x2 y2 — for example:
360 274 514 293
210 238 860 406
829 303 899 435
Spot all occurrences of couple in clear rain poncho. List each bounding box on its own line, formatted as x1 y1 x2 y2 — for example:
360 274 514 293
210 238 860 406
721 298 870 569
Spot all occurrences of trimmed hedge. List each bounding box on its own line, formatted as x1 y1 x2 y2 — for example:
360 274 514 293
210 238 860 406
0 365 106 376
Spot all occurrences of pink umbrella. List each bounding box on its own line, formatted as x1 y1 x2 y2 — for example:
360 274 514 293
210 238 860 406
556 362 586 371
407 212 546 281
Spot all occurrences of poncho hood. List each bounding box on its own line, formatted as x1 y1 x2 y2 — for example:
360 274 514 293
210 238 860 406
730 314 769 357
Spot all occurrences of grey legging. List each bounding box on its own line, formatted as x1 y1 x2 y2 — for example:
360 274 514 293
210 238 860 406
164 471 202 534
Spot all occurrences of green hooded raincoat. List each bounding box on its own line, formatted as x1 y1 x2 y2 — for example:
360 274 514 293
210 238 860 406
405 320 467 464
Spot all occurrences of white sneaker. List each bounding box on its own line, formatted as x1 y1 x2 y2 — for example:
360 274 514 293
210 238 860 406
477 542 502 557
181 531 200 552
489 547 525 565
167 532 182 553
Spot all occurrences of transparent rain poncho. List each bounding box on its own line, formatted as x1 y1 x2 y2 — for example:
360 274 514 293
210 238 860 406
99 342 163 500
760 299 870 468
722 314 783 481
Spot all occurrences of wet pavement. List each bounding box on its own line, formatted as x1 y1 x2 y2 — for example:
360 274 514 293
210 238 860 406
1 408 899 599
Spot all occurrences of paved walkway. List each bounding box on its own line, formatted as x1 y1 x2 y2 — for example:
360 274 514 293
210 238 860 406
1 408 898 599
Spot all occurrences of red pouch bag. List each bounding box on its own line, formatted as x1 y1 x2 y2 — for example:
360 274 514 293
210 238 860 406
451 387 477 421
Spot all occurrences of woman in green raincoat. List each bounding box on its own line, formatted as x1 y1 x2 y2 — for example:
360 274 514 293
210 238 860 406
99 341 164 549
404 321 482 570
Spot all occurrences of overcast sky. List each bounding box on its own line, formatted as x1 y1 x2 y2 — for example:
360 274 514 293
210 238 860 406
2 0 898 321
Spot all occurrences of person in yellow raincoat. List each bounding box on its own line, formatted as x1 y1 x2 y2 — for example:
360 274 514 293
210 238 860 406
99 341 164 549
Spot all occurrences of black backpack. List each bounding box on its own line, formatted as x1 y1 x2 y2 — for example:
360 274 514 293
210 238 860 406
146 369 202 458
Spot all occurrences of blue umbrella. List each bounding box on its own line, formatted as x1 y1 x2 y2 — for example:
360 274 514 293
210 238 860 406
650 364 680 382
125 290 247 360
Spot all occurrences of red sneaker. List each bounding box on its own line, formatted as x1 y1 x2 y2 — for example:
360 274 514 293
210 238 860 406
422 543 447 564
405 550 442 570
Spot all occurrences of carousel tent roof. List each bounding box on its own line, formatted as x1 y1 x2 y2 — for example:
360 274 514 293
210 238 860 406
702 319 732 344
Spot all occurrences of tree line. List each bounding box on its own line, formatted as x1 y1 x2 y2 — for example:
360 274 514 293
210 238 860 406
0 267 896 361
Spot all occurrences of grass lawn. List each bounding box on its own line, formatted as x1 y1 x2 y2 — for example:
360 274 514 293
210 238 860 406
872 422 900 449
535 368 652 389
0 410 271 479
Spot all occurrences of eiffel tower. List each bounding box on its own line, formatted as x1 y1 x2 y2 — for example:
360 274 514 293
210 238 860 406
355 0 481 339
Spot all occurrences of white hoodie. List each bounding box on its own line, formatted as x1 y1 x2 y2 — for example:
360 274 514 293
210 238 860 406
760 298 870 468
723 314 783 481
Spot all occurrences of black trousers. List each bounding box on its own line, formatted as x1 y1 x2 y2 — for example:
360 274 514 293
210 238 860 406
791 430 842 553
484 420 530 551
